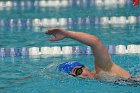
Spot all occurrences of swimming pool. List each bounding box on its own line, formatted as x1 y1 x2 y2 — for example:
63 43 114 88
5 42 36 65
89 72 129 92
0 0 140 93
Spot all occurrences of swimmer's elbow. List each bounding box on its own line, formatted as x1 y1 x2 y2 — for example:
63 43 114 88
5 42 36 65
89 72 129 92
90 36 101 47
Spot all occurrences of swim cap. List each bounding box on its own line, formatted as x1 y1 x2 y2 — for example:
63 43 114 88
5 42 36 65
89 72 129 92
58 61 84 74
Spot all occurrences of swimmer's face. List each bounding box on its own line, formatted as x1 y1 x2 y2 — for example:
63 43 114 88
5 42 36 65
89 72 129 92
72 66 93 79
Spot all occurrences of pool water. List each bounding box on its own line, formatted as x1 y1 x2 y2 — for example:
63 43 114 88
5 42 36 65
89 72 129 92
0 1 140 47
0 54 140 93
0 0 140 93
0 25 140 47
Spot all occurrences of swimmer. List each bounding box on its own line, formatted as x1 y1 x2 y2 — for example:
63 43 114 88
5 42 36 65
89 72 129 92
45 28 131 80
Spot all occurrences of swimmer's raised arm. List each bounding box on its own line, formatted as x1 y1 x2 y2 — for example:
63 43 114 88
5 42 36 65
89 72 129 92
45 28 113 71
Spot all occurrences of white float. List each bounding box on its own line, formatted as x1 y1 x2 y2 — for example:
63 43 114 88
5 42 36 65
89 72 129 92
32 19 41 26
21 48 28 56
119 16 127 24
110 16 118 24
39 0 47 7
10 19 14 27
61 0 68 7
10 48 15 56
95 0 103 7
53 0 60 7
58 18 67 26
50 18 58 26
128 16 137 24
5 1 13 7
47 1 54 7
29 47 40 55
137 45 140 53
51 46 62 55
86 46 92 54
20 1 25 7
17 19 22 27
85 18 90 24
41 47 52 55
127 45 138 53
27 1 32 7
115 45 126 54
41 18 49 27
62 46 73 54
100 17 109 25
0 2 4 7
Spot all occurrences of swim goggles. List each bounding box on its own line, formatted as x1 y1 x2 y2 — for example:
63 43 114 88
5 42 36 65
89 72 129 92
72 66 84 77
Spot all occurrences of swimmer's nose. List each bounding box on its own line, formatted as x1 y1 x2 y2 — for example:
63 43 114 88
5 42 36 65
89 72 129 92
80 71 89 77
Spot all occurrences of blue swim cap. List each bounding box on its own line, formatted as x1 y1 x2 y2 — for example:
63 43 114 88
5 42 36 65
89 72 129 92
58 61 84 74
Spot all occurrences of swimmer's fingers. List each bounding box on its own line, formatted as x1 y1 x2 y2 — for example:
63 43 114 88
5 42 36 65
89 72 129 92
45 29 54 35
46 28 66 41
48 36 63 41
48 38 58 41
48 35 57 41
45 28 61 35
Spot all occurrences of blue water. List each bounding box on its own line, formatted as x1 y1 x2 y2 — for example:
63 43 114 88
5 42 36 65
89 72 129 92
0 1 140 47
0 0 140 93
0 25 140 48
0 55 140 93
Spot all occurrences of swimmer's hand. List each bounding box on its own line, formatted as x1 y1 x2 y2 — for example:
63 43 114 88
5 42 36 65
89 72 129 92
45 28 67 41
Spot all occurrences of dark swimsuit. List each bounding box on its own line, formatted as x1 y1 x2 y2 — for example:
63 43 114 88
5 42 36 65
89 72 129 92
115 76 140 86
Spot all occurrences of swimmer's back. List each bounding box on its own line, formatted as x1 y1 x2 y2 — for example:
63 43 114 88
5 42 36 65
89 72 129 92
94 71 122 82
